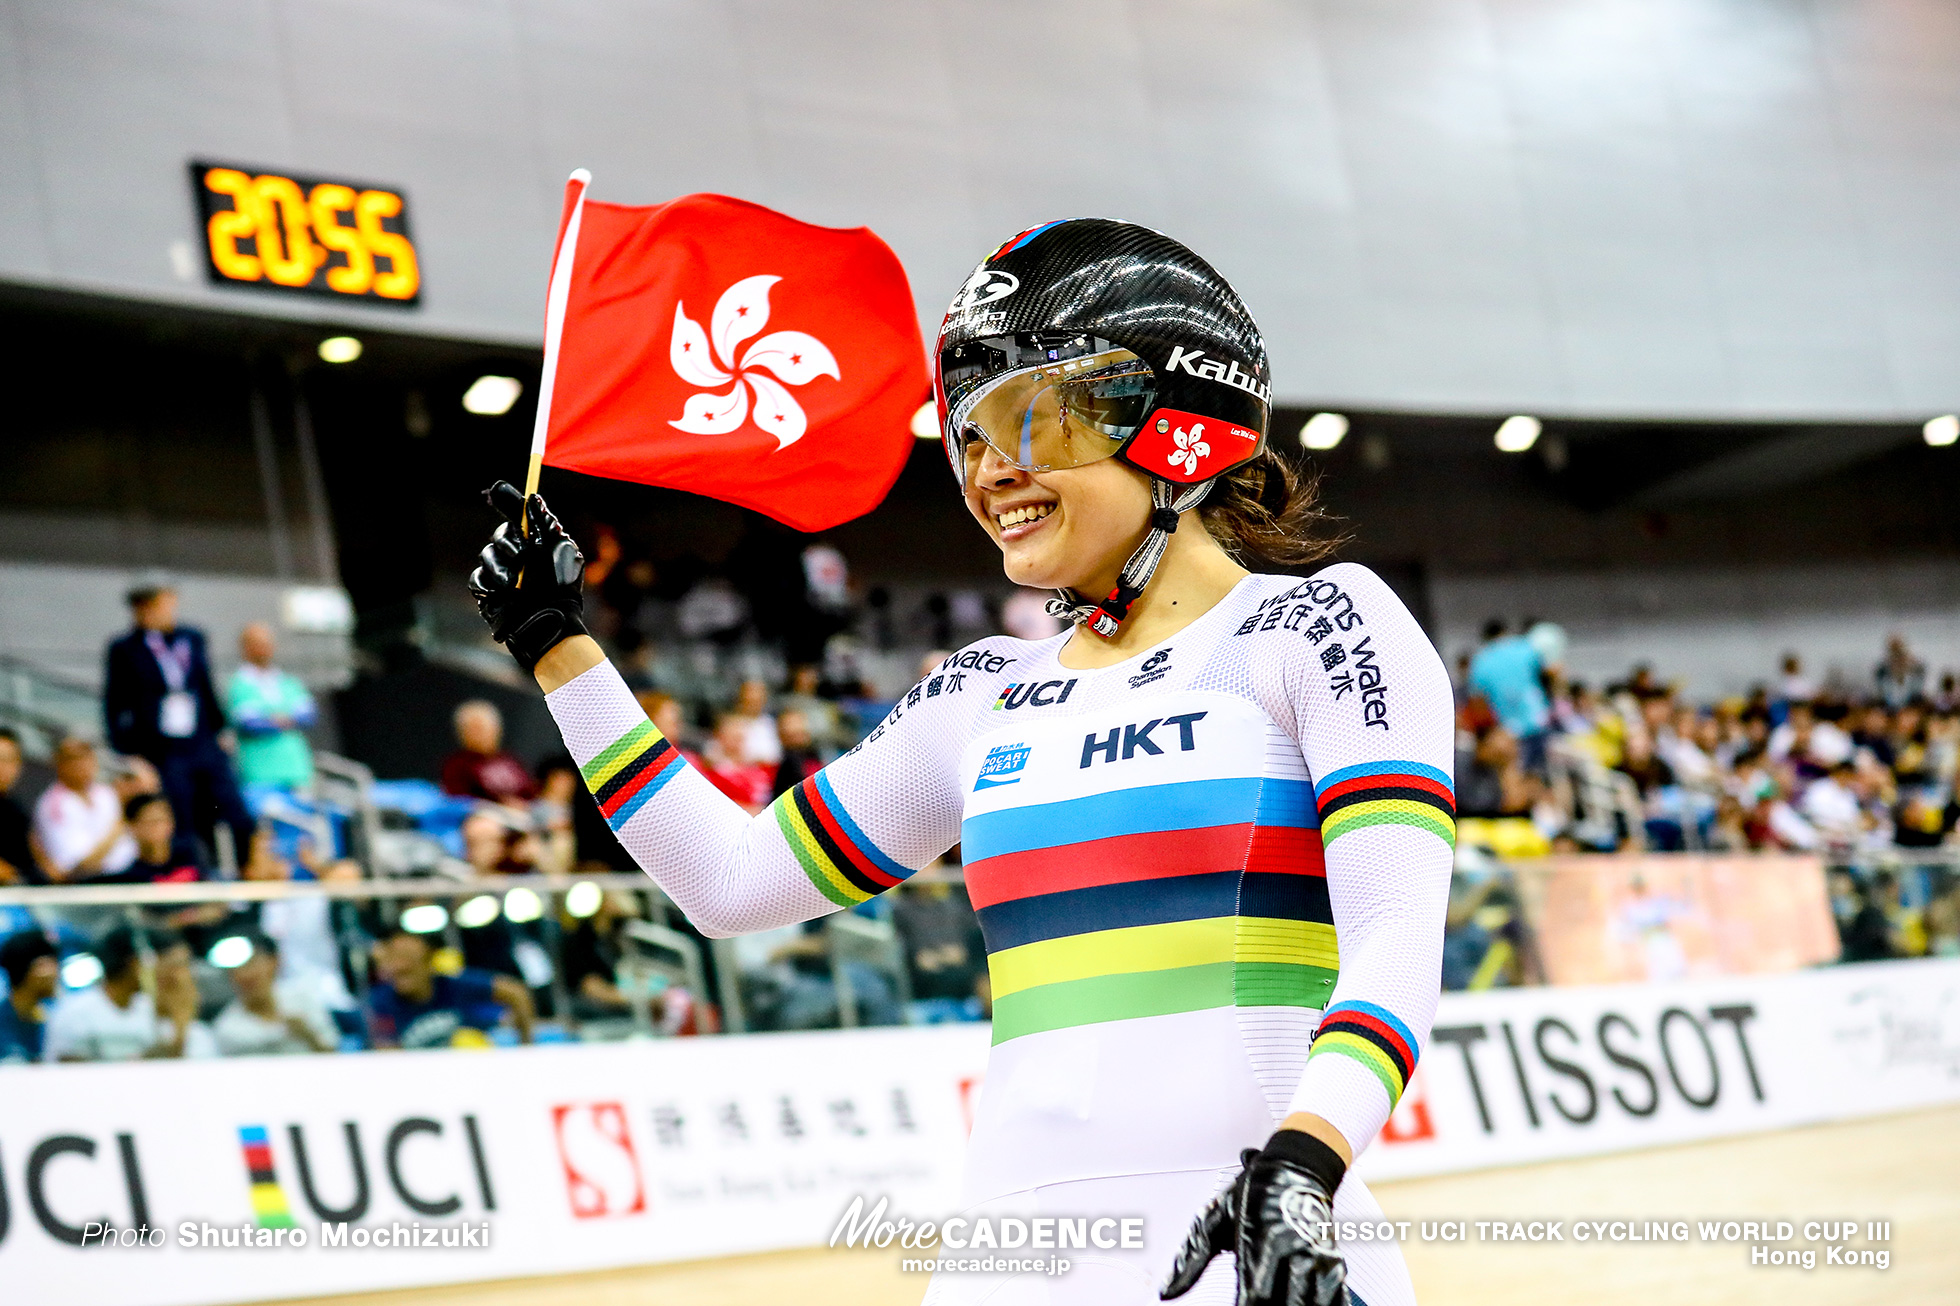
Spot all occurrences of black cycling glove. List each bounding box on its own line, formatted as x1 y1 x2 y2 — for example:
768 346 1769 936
467 480 589 674
1162 1130 1350 1306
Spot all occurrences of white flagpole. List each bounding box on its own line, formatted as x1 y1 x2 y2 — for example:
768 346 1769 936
524 168 592 501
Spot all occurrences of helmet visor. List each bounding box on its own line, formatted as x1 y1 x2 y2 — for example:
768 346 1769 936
940 334 1157 485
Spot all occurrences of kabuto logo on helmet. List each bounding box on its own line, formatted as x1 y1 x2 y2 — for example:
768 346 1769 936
947 268 1020 316
1165 345 1272 405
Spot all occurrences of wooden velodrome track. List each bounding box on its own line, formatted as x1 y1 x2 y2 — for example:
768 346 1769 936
286 1105 1958 1306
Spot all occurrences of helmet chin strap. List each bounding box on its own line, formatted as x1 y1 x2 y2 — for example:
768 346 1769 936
1046 478 1213 639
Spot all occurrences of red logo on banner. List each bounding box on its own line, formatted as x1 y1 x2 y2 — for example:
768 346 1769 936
550 1102 647 1218
1124 409 1259 485
1379 1068 1436 1145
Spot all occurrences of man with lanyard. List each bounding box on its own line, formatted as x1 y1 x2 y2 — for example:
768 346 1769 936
103 580 255 869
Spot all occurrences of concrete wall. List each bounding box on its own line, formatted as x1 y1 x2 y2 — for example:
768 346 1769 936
2 0 1958 419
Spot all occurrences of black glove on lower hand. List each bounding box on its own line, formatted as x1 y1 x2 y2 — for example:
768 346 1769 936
1162 1130 1350 1306
468 480 589 674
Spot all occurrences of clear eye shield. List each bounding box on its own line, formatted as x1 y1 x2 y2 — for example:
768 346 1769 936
939 334 1157 485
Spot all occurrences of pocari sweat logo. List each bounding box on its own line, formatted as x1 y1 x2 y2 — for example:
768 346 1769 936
975 742 1031 791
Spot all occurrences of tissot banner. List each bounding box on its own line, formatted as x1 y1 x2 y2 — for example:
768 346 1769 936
2 963 1955 1305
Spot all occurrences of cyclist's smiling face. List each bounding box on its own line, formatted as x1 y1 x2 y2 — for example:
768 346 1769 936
963 441 1152 595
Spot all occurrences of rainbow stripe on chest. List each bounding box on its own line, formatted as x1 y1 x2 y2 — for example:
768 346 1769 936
962 771 1336 1045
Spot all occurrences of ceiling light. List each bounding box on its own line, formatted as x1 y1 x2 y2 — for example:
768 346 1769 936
455 894 502 929
503 886 544 924
910 400 939 440
463 375 524 416
1924 414 1959 447
565 880 603 918
317 336 362 364
61 953 103 989
400 903 448 934
1299 413 1349 451
207 935 253 968
1494 415 1542 453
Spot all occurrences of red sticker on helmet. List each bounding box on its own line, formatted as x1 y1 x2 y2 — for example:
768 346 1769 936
1125 409 1260 484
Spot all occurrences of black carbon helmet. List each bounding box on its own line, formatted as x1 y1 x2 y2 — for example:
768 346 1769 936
933 218 1272 637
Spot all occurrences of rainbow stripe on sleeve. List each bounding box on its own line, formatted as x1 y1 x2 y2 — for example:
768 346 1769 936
582 718 687 831
773 770 911 907
1309 1000 1418 1107
1315 760 1455 847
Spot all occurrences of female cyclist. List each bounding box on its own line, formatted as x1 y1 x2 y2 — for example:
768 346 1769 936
471 219 1454 1306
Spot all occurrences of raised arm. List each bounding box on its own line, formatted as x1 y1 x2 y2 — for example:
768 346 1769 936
471 484 971 937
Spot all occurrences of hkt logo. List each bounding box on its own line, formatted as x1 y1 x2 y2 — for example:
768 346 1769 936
992 678 1077 711
669 275 840 448
551 1102 646 1220
974 742 1031 791
1079 711 1207 768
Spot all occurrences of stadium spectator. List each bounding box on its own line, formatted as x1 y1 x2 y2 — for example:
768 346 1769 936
1468 619 1551 769
1768 701 1854 774
440 700 536 804
245 830 357 1010
462 804 542 875
700 712 773 813
777 663 844 754
0 727 36 884
1836 870 1903 963
365 924 534 1049
891 879 985 1014
44 926 216 1060
103 580 254 862
211 933 336 1055
0 929 58 1062
771 709 824 798
733 678 782 767
1777 653 1819 709
32 736 137 880
226 622 317 792
1456 720 1536 818
532 756 578 875
559 889 638 1019
1875 635 1926 710
115 791 205 883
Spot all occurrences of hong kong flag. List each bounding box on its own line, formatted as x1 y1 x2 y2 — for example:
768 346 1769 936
528 173 927 532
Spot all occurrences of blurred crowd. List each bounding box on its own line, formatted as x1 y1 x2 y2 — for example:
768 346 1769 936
1451 620 1960 971
3 573 1956 1064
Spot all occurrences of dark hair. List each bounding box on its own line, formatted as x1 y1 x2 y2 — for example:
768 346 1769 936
0 929 56 987
1196 451 1341 571
381 921 433 946
124 792 172 823
0 726 18 748
1481 618 1507 642
97 926 142 980
240 931 279 960
146 926 187 956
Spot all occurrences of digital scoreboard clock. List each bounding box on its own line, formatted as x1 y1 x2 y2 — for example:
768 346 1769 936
191 161 421 305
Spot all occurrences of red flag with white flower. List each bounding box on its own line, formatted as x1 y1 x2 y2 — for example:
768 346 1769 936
526 175 926 532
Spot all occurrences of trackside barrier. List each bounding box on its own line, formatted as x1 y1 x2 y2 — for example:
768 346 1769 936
1 961 1956 1304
